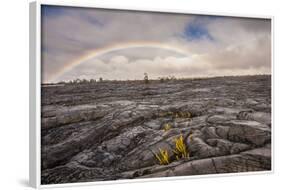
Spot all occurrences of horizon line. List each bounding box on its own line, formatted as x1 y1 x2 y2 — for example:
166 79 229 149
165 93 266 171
41 73 271 85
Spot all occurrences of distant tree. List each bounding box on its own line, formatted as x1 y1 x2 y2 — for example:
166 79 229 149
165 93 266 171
74 79 81 84
170 76 176 80
144 73 149 84
99 77 103 82
90 79 96 83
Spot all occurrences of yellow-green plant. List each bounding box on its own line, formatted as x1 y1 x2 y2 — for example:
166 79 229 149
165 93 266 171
183 111 192 118
173 134 189 160
158 111 192 119
178 111 192 118
189 133 193 141
163 123 172 132
158 111 173 117
154 148 170 165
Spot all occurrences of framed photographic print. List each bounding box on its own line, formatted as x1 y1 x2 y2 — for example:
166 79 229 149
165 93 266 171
29 0 273 188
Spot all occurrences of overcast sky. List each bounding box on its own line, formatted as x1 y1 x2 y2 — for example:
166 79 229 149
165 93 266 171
41 5 271 83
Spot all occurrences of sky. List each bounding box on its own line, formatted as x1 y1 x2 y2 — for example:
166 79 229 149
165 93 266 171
41 5 271 83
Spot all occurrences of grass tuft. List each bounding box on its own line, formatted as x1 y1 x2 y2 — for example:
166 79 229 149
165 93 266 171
163 123 172 132
173 134 189 159
154 148 170 165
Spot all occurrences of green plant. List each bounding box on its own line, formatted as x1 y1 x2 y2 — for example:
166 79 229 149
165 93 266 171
174 111 192 119
163 123 172 132
173 134 189 160
158 111 172 117
154 148 170 165
181 111 192 118
189 132 193 141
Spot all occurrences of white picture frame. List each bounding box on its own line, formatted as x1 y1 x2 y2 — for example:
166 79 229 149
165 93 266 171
29 0 274 188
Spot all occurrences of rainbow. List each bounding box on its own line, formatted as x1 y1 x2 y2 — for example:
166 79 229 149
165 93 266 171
51 41 190 82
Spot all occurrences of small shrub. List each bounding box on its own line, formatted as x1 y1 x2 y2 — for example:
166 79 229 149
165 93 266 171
154 148 170 165
173 134 189 160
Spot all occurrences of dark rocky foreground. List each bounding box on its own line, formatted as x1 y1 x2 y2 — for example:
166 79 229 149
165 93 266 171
41 75 271 184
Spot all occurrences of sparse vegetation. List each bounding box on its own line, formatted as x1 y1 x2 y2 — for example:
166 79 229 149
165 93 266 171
158 111 192 119
90 79 96 83
163 123 172 132
57 78 99 85
176 111 192 119
154 148 170 165
154 133 190 165
158 111 173 117
159 76 177 83
189 132 193 141
173 134 189 160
